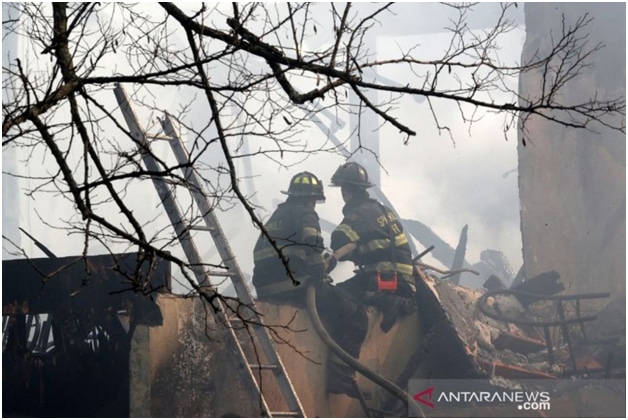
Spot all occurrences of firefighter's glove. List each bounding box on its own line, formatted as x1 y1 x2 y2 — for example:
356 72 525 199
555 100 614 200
324 253 337 274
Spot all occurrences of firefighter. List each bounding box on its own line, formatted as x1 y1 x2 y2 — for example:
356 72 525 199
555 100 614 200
328 161 416 332
252 171 368 398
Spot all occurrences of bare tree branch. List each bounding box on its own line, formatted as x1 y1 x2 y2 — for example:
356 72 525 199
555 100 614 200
2 2 624 329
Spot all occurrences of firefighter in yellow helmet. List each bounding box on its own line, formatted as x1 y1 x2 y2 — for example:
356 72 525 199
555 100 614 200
253 171 327 296
252 171 368 398
328 162 416 332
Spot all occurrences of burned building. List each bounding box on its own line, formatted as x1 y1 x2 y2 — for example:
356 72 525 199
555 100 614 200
3 3 625 418
3 252 625 417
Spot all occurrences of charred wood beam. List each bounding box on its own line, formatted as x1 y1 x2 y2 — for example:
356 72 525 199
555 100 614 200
412 245 435 262
557 299 577 372
543 326 555 365
478 289 608 327
449 225 468 285
2 253 170 315
402 218 474 272
19 228 58 259
484 274 507 291
509 270 564 306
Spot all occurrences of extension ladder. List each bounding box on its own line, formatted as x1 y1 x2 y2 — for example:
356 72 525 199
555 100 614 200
114 84 305 418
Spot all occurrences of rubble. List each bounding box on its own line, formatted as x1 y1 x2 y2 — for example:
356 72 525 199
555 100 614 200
414 266 623 383
493 331 546 354
3 253 624 417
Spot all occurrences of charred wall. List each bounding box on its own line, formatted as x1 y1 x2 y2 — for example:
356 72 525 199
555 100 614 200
2 253 263 417
518 3 626 297
2 253 170 417
130 294 264 418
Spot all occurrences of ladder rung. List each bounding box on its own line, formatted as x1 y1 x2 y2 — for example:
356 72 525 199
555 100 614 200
269 412 300 417
227 316 254 323
147 134 175 141
188 225 215 232
206 271 236 277
227 317 249 325
250 364 279 370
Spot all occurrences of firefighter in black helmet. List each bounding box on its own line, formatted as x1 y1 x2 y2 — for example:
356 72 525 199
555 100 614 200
329 161 416 332
330 161 374 189
252 171 368 398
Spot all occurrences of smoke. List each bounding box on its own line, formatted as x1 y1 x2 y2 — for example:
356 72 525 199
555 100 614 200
3 3 528 292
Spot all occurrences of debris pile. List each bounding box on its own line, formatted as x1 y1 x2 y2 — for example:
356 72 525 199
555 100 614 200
415 267 625 382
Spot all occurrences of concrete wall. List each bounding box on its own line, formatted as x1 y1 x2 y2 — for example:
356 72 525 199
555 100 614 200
518 3 626 297
130 294 262 418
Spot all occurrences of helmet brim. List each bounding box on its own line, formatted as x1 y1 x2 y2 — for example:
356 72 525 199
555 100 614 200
328 182 374 188
282 190 326 201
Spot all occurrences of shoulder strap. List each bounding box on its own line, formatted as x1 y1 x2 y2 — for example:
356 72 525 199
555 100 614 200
374 200 397 272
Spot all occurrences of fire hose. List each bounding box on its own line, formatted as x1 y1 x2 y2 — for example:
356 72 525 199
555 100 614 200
305 284 425 418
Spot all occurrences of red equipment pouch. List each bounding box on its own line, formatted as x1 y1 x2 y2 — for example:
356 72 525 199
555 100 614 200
376 271 398 292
